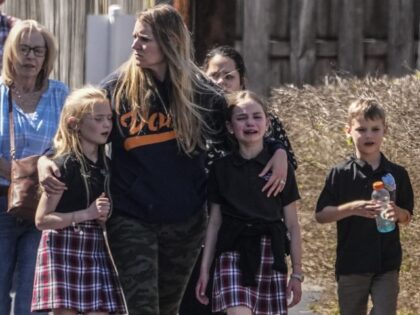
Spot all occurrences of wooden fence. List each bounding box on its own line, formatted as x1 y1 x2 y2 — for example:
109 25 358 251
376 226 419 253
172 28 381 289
2 0 151 88
183 0 420 95
2 0 419 93
235 0 420 94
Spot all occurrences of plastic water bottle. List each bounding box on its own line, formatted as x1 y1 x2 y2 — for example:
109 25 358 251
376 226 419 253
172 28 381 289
371 181 395 233
382 173 396 202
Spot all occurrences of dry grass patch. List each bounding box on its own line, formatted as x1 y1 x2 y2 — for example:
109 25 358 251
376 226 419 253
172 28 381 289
270 74 420 314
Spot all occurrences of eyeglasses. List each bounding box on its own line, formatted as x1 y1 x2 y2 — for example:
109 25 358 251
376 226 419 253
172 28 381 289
19 45 47 57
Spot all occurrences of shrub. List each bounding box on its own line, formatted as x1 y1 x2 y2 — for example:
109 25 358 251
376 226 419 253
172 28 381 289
270 74 420 313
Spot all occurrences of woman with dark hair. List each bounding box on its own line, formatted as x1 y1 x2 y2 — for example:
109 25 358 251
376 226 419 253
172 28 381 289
203 45 297 169
0 20 68 315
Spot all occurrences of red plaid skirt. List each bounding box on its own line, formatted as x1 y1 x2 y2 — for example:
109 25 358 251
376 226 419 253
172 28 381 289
31 221 127 314
212 236 288 315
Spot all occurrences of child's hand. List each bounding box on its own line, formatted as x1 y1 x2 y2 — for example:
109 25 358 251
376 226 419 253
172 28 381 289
382 202 398 222
95 193 110 222
287 277 302 307
195 272 209 305
351 200 379 219
86 193 110 221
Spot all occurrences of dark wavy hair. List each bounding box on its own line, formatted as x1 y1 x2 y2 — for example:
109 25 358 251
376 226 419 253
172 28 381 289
202 45 247 89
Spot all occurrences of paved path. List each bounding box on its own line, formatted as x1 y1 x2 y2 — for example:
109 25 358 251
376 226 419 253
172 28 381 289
289 281 322 315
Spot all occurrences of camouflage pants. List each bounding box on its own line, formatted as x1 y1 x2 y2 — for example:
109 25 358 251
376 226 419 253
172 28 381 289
107 210 207 315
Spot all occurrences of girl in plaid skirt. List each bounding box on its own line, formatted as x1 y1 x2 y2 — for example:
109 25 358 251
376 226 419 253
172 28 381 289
31 87 127 314
196 91 303 315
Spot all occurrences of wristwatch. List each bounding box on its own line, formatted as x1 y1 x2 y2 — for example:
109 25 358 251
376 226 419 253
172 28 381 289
290 273 304 282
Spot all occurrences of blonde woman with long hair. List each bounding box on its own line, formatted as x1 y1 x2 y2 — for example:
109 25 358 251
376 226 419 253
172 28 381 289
38 4 288 315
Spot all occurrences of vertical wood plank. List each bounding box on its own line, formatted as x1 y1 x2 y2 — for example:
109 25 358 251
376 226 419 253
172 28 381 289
364 0 388 39
41 0 57 79
365 57 386 77
329 0 340 38
173 0 192 28
235 0 243 39
315 58 337 84
2 0 149 88
387 0 414 76
418 21 420 69
155 0 172 5
316 0 331 39
270 59 292 87
190 0 236 65
290 0 317 86
270 0 289 40
70 1 88 87
338 0 364 76
243 0 271 95
315 0 341 40
119 0 150 13
269 60 282 87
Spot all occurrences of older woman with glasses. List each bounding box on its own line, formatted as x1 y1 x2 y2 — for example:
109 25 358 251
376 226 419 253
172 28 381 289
0 20 68 315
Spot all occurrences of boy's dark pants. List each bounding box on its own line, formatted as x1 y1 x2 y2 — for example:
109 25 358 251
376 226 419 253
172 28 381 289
107 210 206 315
337 270 399 315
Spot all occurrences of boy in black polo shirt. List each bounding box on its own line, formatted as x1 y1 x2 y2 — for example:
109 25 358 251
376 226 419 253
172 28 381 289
316 98 414 315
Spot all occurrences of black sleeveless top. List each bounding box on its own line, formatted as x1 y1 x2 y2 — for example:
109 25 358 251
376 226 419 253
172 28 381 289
53 153 110 213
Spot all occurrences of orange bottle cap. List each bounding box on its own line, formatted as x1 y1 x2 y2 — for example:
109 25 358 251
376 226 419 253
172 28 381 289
373 181 384 190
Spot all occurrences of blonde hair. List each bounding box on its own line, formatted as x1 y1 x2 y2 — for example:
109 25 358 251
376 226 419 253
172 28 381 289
114 4 211 154
53 86 109 161
347 97 386 125
2 19 57 89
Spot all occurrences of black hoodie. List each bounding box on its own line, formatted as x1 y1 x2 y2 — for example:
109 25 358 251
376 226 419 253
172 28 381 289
100 72 227 223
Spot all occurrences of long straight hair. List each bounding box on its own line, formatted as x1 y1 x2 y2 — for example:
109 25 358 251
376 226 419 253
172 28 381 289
53 86 112 210
53 86 109 162
113 4 212 154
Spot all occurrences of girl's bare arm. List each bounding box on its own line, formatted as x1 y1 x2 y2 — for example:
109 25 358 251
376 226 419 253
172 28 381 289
35 191 105 230
196 203 222 305
284 201 303 307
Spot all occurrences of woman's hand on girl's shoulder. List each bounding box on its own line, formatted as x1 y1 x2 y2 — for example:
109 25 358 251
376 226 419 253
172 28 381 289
260 148 288 197
38 156 67 194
